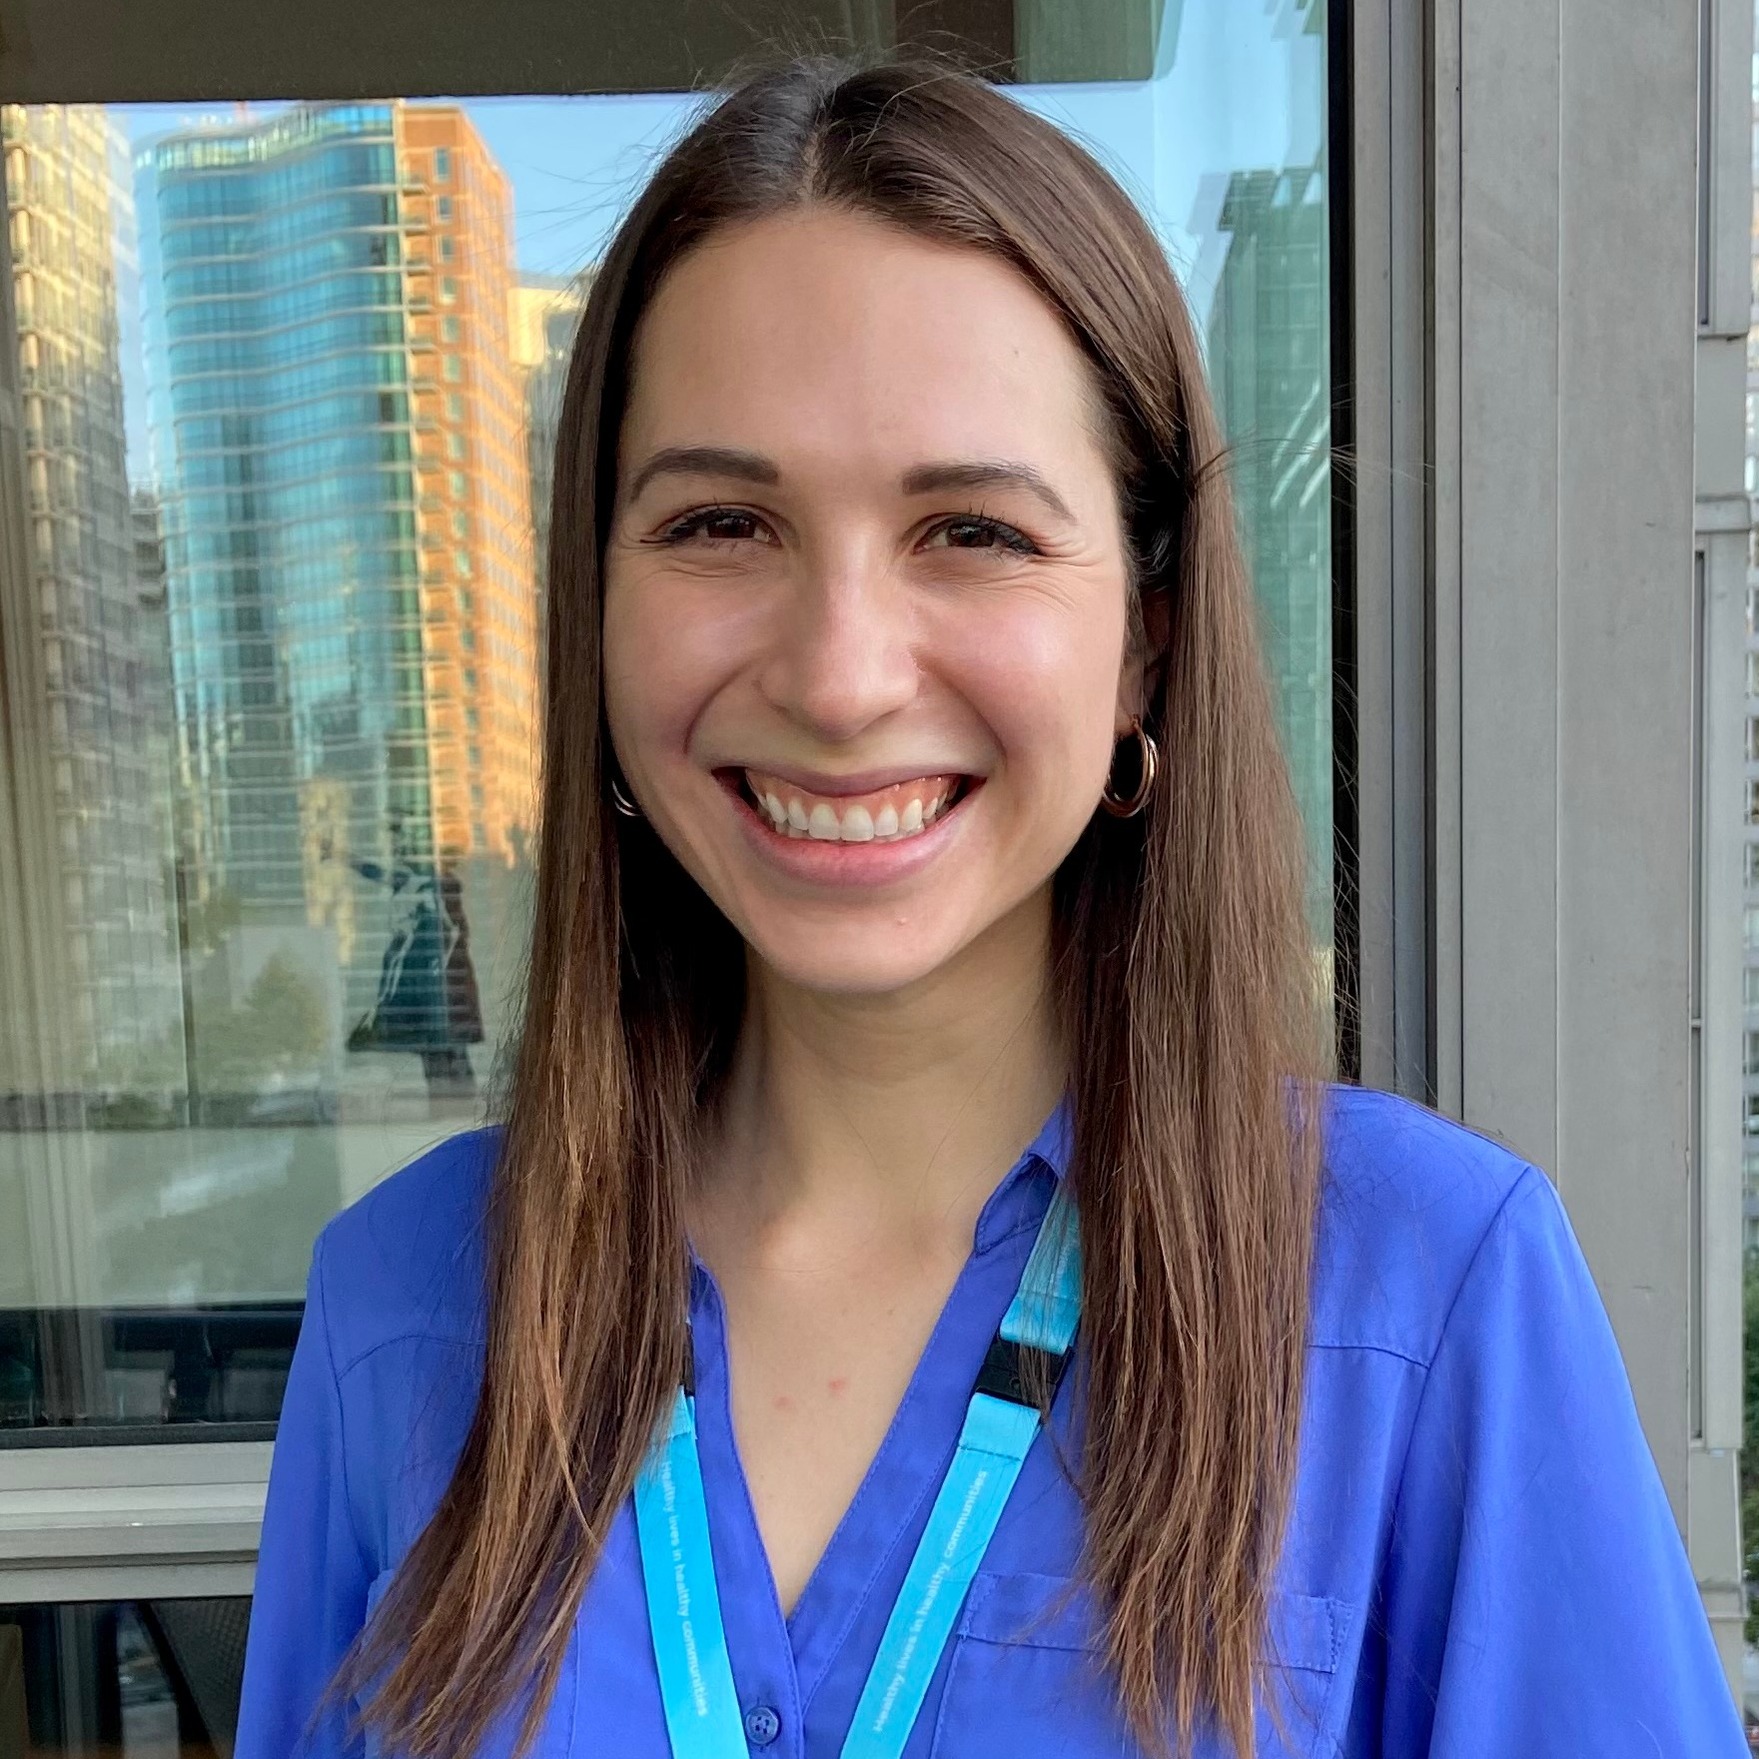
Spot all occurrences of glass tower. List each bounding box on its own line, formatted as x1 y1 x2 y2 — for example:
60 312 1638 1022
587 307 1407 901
1205 158 1334 950
510 270 586 594
137 104 538 1108
1 103 180 1101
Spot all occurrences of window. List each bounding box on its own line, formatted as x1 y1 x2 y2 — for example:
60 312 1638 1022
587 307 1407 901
0 15 1336 1701
0 1600 253 1753
1747 778 1759 825
1 95 538 1440
1745 1030 1759 1078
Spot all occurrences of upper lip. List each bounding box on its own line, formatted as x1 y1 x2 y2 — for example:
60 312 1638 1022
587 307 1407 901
723 762 978 797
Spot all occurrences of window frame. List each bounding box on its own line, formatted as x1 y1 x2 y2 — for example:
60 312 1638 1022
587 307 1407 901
0 0 1363 1605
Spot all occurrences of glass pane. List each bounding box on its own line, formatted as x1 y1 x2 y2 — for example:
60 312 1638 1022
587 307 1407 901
0 0 1331 1438
1017 1 1332 941
0 1599 247 1756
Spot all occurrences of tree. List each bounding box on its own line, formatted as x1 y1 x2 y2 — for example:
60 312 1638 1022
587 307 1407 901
193 951 327 1088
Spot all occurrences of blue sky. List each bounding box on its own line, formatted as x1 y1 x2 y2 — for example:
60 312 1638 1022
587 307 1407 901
115 1 1319 298
110 2 1322 481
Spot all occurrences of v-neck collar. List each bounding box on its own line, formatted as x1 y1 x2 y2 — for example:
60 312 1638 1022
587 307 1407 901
683 1099 1072 1722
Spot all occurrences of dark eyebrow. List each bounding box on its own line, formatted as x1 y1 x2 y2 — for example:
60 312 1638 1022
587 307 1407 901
626 447 1077 524
899 459 1076 523
626 445 780 502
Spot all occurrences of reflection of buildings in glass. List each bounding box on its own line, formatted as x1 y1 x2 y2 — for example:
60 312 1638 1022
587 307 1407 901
137 104 539 1078
1204 160 1333 946
510 270 587 594
0 104 181 1093
131 490 179 932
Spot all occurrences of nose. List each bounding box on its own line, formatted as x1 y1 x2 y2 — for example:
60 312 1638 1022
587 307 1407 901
756 545 919 742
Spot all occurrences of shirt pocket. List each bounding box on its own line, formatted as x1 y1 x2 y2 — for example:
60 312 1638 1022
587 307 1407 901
926 1571 1348 1759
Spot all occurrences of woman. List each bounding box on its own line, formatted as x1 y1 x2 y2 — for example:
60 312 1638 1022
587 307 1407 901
236 55 1743 1759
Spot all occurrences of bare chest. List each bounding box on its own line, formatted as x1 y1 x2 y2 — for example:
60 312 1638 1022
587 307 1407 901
713 1257 963 1614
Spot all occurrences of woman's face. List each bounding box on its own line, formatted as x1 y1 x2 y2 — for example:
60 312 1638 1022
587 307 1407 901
603 208 1138 996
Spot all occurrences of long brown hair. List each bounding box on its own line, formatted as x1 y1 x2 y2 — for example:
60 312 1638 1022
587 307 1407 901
338 51 1326 1759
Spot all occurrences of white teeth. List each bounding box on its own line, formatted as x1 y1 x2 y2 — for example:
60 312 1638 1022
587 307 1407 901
746 775 963 842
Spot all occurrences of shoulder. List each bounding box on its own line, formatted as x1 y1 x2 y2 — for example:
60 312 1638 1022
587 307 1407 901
309 1123 502 1372
1309 1085 1558 1366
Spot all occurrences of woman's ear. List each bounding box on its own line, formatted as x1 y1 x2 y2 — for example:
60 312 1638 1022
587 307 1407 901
1118 581 1172 732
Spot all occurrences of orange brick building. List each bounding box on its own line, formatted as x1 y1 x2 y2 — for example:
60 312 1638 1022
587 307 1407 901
395 105 538 866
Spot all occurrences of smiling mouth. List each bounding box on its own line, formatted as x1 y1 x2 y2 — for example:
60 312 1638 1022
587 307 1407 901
733 768 974 843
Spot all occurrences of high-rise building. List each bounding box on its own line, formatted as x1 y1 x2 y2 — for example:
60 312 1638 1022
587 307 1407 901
397 108 540 865
137 103 540 1061
1205 159 1334 951
1 103 180 1094
510 270 586 594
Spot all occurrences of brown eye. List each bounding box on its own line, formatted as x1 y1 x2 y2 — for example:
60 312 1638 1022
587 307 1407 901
701 511 760 542
925 515 1038 555
661 507 771 545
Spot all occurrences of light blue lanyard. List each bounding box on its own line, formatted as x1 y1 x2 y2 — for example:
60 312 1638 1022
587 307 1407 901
634 1190 1081 1759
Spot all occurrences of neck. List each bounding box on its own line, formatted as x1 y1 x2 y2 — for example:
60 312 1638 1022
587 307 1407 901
701 889 1064 1259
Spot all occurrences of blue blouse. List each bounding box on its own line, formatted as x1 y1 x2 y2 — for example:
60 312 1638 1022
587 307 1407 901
236 1088 1745 1757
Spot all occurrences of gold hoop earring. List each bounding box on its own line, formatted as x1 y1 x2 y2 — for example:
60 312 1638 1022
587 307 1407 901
609 776 643 820
1100 717 1159 819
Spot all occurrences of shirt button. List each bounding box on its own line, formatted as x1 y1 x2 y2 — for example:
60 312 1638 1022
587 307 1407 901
743 1704 781 1747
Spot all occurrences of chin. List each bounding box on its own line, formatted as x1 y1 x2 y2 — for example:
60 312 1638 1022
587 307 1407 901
741 920 972 999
